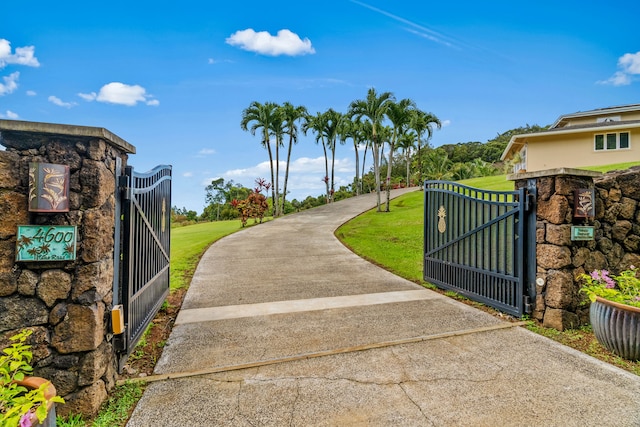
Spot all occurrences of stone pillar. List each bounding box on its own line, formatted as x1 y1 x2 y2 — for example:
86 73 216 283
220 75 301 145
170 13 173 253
0 119 135 417
592 166 640 272
510 168 601 331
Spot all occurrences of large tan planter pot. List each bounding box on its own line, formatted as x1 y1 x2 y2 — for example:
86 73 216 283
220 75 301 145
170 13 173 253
590 296 640 361
14 377 58 427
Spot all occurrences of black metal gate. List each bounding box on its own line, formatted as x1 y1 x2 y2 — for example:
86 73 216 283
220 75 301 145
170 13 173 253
114 163 171 369
423 181 535 317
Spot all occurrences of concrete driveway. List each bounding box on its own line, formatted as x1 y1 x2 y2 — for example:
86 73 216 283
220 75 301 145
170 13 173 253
127 188 640 426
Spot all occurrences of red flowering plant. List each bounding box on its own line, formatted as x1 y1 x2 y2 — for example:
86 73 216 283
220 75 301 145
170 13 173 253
579 266 640 308
232 178 270 227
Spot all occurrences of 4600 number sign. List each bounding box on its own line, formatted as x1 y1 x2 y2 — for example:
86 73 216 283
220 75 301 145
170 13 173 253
16 225 77 261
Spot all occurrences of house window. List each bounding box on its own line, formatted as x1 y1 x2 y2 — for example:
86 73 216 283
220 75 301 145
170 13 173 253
594 132 630 151
620 132 629 149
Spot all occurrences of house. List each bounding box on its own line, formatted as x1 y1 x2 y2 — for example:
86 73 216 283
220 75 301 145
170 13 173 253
501 104 640 173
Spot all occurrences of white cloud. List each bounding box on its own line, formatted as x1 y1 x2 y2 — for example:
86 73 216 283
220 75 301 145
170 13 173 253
48 95 77 108
26 90 36 96
208 57 233 65
226 29 315 56
619 51 640 74
209 156 355 200
598 71 631 86
0 110 19 119
441 119 451 127
79 82 158 106
0 39 40 68
183 172 194 178
598 51 640 86
0 71 19 96
197 148 216 157
78 91 97 101
97 82 146 106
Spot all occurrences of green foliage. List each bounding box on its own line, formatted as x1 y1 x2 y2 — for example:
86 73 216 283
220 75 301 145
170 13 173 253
56 413 85 427
1 330 64 426
171 206 199 226
579 267 640 308
422 148 453 180
90 381 144 427
202 179 252 221
57 382 145 427
293 195 327 211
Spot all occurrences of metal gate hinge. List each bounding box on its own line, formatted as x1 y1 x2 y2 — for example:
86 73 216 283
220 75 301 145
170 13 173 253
119 175 132 200
524 192 535 212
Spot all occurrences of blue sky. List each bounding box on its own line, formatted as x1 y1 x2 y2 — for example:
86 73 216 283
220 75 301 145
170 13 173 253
2 0 639 212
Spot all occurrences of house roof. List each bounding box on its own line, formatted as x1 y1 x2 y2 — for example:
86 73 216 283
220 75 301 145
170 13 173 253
550 103 640 129
500 118 640 161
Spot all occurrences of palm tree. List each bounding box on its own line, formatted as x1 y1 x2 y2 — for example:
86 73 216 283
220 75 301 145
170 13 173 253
339 118 365 195
270 111 285 217
396 130 417 187
360 121 373 194
410 109 442 186
385 98 416 211
302 111 331 202
348 88 395 212
240 101 280 214
323 109 344 202
279 102 307 214
423 148 453 180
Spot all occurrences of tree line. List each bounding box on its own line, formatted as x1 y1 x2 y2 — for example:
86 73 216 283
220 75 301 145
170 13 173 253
172 88 546 224
240 88 441 216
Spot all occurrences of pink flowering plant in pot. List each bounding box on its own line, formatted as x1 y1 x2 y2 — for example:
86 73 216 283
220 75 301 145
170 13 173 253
579 266 640 308
579 266 640 361
0 330 64 427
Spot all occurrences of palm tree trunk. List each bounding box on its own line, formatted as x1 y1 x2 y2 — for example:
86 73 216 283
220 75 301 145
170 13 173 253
264 133 276 217
406 149 411 187
361 144 368 193
330 143 336 203
282 134 294 215
353 141 360 196
417 137 422 186
274 136 281 217
385 142 394 212
373 142 381 212
322 139 330 203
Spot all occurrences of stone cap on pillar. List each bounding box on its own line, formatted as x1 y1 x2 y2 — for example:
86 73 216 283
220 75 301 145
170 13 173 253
0 119 136 154
507 167 602 181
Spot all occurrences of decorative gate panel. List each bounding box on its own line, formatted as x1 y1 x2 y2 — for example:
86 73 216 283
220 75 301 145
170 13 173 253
424 181 533 317
115 164 171 368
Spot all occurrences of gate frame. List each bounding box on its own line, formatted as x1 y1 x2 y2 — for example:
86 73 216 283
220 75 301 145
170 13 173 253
113 163 172 371
423 180 536 317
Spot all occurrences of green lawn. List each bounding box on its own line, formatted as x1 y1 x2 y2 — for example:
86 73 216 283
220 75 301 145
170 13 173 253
170 220 243 290
337 191 425 283
338 161 640 285
580 161 640 173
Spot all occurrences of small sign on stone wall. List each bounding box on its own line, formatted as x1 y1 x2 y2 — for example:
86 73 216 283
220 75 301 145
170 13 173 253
28 162 70 212
571 225 595 241
16 225 77 261
574 188 595 218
